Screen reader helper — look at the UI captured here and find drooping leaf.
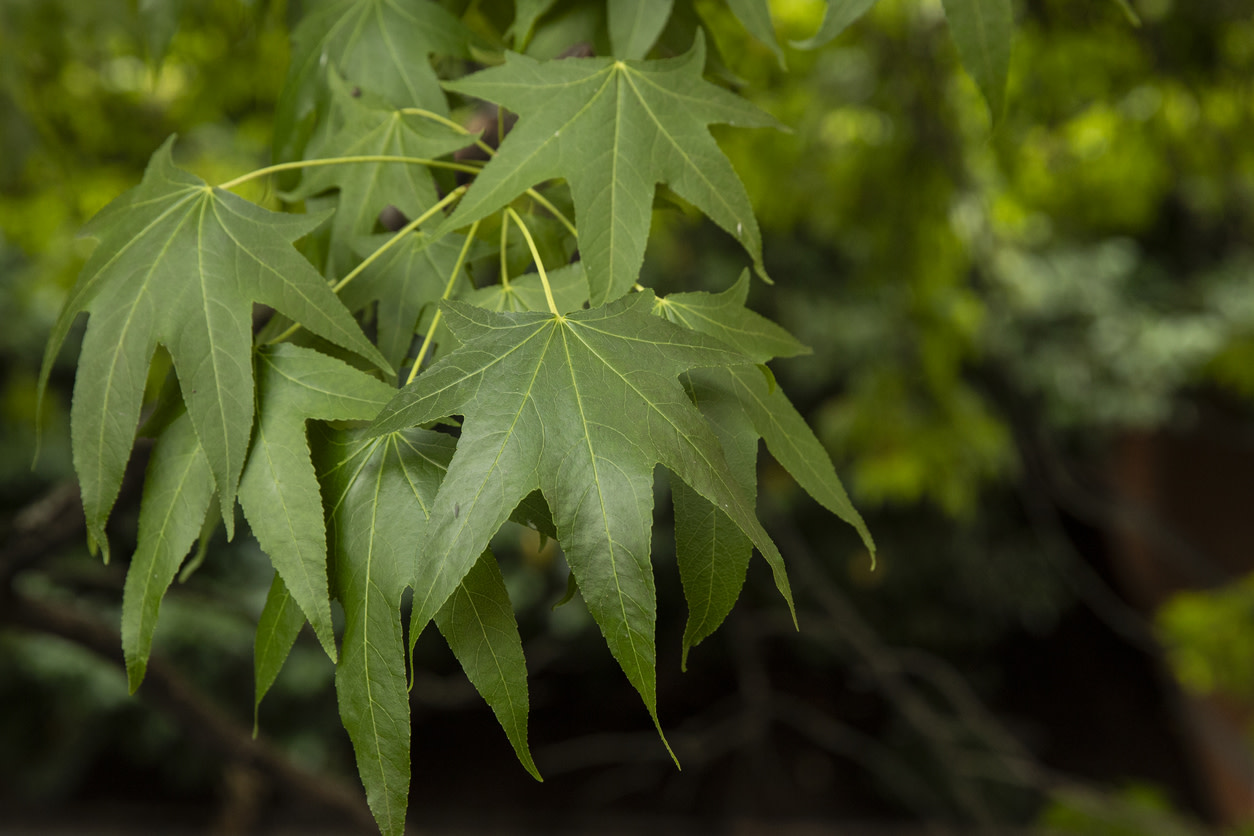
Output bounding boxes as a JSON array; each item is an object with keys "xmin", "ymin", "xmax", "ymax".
[
  {"xmin": 285, "ymin": 75, "xmax": 474, "ymax": 275},
  {"xmin": 440, "ymin": 33, "xmax": 778, "ymax": 305},
  {"xmin": 434, "ymin": 550, "xmax": 541, "ymax": 780},
  {"xmin": 316, "ymin": 422, "xmax": 539, "ymax": 831},
  {"xmin": 177, "ymin": 496, "xmax": 220, "ymax": 583},
  {"xmin": 670, "ymin": 373, "xmax": 756, "ymax": 669},
  {"xmin": 40, "ymin": 137, "xmax": 389, "ymax": 559},
  {"xmin": 254, "ymin": 573, "xmax": 306, "ymax": 732},
  {"xmin": 607, "ymin": 0, "xmax": 674, "ymax": 60},
  {"xmin": 315, "ymin": 425, "xmax": 452, "ymax": 836},
  {"xmin": 273, "ymin": 0, "xmax": 474, "ymax": 163},
  {"xmin": 120, "ymin": 412, "xmax": 215, "ymax": 692},
  {"xmin": 722, "ymin": 363, "xmax": 874, "ymax": 553},
  {"xmin": 343, "ymin": 231, "xmax": 471, "ymax": 379},
  {"xmin": 940, "ymin": 0, "xmax": 1014, "ymax": 121},
  {"xmin": 654, "ymin": 273, "xmax": 806, "ymax": 664},
  {"xmin": 725, "ymin": 0, "xmax": 785, "ymax": 66},
  {"xmin": 369, "ymin": 291, "xmax": 796, "ymax": 742},
  {"xmin": 136, "ymin": 0, "xmax": 186, "ymax": 67},
  {"xmin": 657, "ymin": 281, "xmax": 874, "ymax": 566},
  {"xmin": 238, "ymin": 344, "xmax": 395, "ymax": 661},
  {"xmin": 790, "ymin": 0, "xmax": 879, "ymax": 49}
]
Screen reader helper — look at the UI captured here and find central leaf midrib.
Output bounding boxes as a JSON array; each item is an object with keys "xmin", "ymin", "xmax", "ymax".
[{"xmin": 558, "ymin": 322, "xmax": 647, "ymax": 676}]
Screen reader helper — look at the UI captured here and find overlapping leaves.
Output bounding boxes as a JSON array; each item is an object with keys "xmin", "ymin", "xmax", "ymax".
[
  {"xmin": 39, "ymin": 137, "xmax": 389, "ymax": 560},
  {"xmin": 440, "ymin": 33, "xmax": 777, "ymax": 305},
  {"xmin": 285, "ymin": 76, "xmax": 474, "ymax": 275},
  {"xmin": 38, "ymin": 4, "xmax": 937, "ymax": 834},
  {"xmin": 654, "ymin": 274, "xmax": 875, "ymax": 664},
  {"xmin": 369, "ymin": 291, "xmax": 797, "ymax": 744}
]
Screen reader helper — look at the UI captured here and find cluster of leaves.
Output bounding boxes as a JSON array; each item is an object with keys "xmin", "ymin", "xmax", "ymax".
[{"xmin": 37, "ymin": 1, "xmax": 1019, "ymax": 832}]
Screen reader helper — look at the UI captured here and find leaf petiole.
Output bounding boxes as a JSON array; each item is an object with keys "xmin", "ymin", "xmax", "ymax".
[
  {"xmin": 406, "ymin": 220, "xmax": 481, "ymax": 386},
  {"xmin": 399, "ymin": 107, "xmax": 578, "ymax": 238},
  {"xmin": 499, "ymin": 210, "xmax": 511, "ymax": 290},
  {"xmin": 400, "ymin": 107, "xmax": 497, "ymax": 157},
  {"xmin": 265, "ymin": 186, "xmax": 469, "ymax": 346},
  {"xmin": 216, "ymin": 155, "xmax": 482, "ymax": 191},
  {"xmin": 331, "ymin": 186, "xmax": 468, "ymax": 294},
  {"xmin": 506, "ymin": 207, "xmax": 559, "ymax": 315}
]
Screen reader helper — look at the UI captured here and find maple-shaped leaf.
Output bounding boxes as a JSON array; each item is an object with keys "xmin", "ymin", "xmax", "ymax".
[
  {"xmin": 440, "ymin": 33, "xmax": 778, "ymax": 305},
  {"xmin": 285, "ymin": 76, "xmax": 474, "ymax": 275},
  {"xmin": 314, "ymin": 425, "xmax": 537, "ymax": 835},
  {"xmin": 121, "ymin": 411, "xmax": 215, "ymax": 692},
  {"xmin": 656, "ymin": 277, "xmax": 875, "ymax": 663},
  {"xmin": 39, "ymin": 137, "xmax": 389, "ymax": 560},
  {"xmin": 238, "ymin": 344, "xmax": 395, "ymax": 661},
  {"xmin": 341, "ymin": 231, "xmax": 471, "ymax": 378},
  {"xmin": 273, "ymin": 0, "xmax": 473, "ymax": 163},
  {"xmin": 369, "ymin": 291, "xmax": 796, "ymax": 740}
]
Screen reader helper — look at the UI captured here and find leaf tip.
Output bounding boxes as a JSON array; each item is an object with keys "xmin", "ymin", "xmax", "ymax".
[{"xmin": 125, "ymin": 660, "xmax": 146, "ymax": 696}]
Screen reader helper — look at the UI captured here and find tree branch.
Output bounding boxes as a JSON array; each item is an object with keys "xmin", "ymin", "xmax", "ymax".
[{"xmin": 2, "ymin": 590, "xmax": 376, "ymax": 833}]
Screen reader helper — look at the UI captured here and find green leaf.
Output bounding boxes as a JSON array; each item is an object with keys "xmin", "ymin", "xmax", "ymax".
[
  {"xmin": 607, "ymin": 0, "xmax": 674, "ymax": 60},
  {"xmin": 441, "ymin": 33, "xmax": 778, "ymax": 305},
  {"xmin": 176, "ymin": 496, "xmax": 220, "ymax": 583},
  {"xmin": 940, "ymin": 0, "xmax": 1014, "ymax": 121},
  {"xmin": 466, "ymin": 263, "xmax": 590, "ymax": 314},
  {"xmin": 238, "ymin": 344, "xmax": 395, "ymax": 662},
  {"xmin": 315, "ymin": 425, "xmax": 455, "ymax": 836},
  {"xmin": 343, "ymin": 231, "xmax": 471, "ymax": 380},
  {"xmin": 41, "ymin": 137, "xmax": 389, "ymax": 559},
  {"xmin": 790, "ymin": 0, "xmax": 878, "ymax": 49},
  {"xmin": 369, "ymin": 291, "xmax": 796, "ymax": 743},
  {"xmin": 724, "ymin": 364, "xmax": 874, "ymax": 553},
  {"xmin": 136, "ymin": 0, "xmax": 186, "ymax": 67},
  {"xmin": 434, "ymin": 550, "xmax": 541, "ymax": 780},
  {"xmin": 657, "ymin": 284, "xmax": 875, "ymax": 557},
  {"xmin": 671, "ymin": 371, "xmax": 756, "ymax": 669},
  {"xmin": 513, "ymin": 0, "xmax": 560, "ymax": 49},
  {"xmin": 120, "ymin": 413, "xmax": 215, "ymax": 692},
  {"xmin": 274, "ymin": 0, "xmax": 473, "ymax": 163},
  {"xmin": 254, "ymin": 573, "xmax": 306, "ymax": 733},
  {"xmin": 285, "ymin": 75, "xmax": 474, "ymax": 275},
  {"xmin": 725, "ymin": 0, "xmax": 786, "ymax": 67},
  {"xmin": 652, "ymin": 270, "xmax": 808, "ymax": 364}
]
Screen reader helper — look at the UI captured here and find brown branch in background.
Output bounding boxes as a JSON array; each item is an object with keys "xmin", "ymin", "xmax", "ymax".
[
  {"xmin": 0, "ymin": 480, "xmax": 85, "ymax": 589},
  {"xmin": 2, "ymin": 591, "xmax": 377, "ymax": 834}
]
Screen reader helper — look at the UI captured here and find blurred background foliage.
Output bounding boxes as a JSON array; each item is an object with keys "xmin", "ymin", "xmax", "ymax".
[{"xmin": 2, "ymin": 0, "xmax": 1253, "ymax": 833}]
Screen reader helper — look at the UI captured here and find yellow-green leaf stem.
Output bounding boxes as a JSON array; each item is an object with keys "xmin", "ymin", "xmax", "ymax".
[
  {"xmin": 505, "ymin": 207, "xmax": 558, "ymax": 315},
  {"xmin": 216, "ymin": 155, "xmax": 481, "ymax": 192},
  {"xmin": 525, "ymin": 189, "xmax": 579, "ymax": 240},
  {"xmin": 400, "ymin": 107, "xmax": 579, "ymax": 239},
  {"xmin": 332, "ymin": 187, "xmax": 468, "ymax": 294},
  {"xmin": 401, "ymin": 107, "xmax": 497, "ymax": 157},
  {"xmin": 406, "ymin": 220, "xmax": 481, "ymax": 386},
  {"xmin": 266, "ymin": 186, "xmax": 469, "ymax": 347},
  {"xmin": 499, "ymin": 210, "xmax": 512, "ymax": 290}
]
